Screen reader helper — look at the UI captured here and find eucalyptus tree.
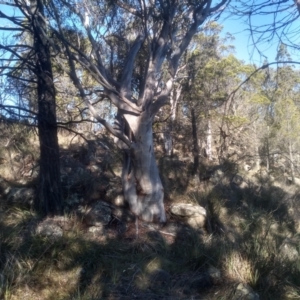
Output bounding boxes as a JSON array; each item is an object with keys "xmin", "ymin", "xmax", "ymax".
[
  {"xmin": 179, "ymin": 23, "xmax": 242, "ymax": 169},
  {"xmin": 272, "ymin": 49, "xmax": 300, "ymax": 181},
  {"xmin": 46, "ymin": 0, "xmax": 229, "ymax": 222},
  {"xmin": 0, "ymin": 0, "xmax": 63, "ymax": 214}
]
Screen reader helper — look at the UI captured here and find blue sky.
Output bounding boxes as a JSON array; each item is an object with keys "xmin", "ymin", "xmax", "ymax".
[
  {"xmin": 1, "ymin": 2, "xmax": 298, "ymax": 66},
  {"xmin": 221, "ymin": 17, "xmax": 279, "ymax": 64},
  {"xmin": 220, "ymin": 5, "xmax": 300, "ymax": 66}
]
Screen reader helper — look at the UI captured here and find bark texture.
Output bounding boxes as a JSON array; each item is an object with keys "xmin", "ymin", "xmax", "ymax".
[
  {"xmin": 122, "ymin": 113, "xmax": 166, "ymax": 222},
  {"xmin": 33, "ymin": 0, "xmax": 63, "ymax": 215}
]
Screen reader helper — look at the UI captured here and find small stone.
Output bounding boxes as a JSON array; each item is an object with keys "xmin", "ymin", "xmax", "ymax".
[
  {"xmin": 234, "ymin": 283, "xmax": 259, "ymax": 300},
  {"xmin": 280, "ymin": 242, "xmax": 299, "ymax": 261},
  {"xmin": 170, "ymin": 203, "xmax": 206, "ymax": 217},
  {"xmin": 36, "ymin": 220, "xmax": 63, "ymax": 239},
  {"xmin": 88, "ymin": 225, "xmax": 104, "ymax": 234},
  {"xmin": 187, "ymin": 215, "xmax": 206, "ymax": 229}
]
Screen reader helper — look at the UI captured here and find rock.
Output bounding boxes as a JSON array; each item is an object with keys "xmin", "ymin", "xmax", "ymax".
[
  {"xmin": 279, "ymin": 241, "xmax": 299, "ymax": 261},
  {"xmin": 171, "ymin": 203, "xmax": 206, "ymax": 229},
  {"xmin": 233, "ymin": 283, "xmax": 259, "ymax": 300},
  {"xmin": 88, "ymin": 225, "xmax": 105, "ymax": 234},
  {"xmin": 187, "ymin": 215, "xmax": 206, "ymax": 228},
  {"xmin": 7, "ymin": 188, "xmax": 35, "ymax": 207},
  {"xmin": 170, "ymin": 203, "xmax": 206, "ymax": 218},
  {"xmin": 244, "ymin": 164, "xmax": 251, "ymax": 171},
  {"xmin": 84, "ymin": 201, "xmax": 112, "ymax": 227},
  {"xmin": 36, "ymin": 219, "xmax": 63, "ymax": 239}
]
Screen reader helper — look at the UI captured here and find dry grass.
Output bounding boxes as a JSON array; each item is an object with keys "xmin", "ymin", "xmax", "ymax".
[
  {"xmin": 1, "ymin": 178, "xmax": 300, "ymax": 300},
  {"xmin": 1, "ymin": 132, "xmax": 300, "ymax": 299}
]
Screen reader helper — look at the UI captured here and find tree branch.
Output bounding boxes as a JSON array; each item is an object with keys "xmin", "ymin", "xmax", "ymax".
[
  {"xmin": 115, "ymin": 0, "xmax": 142, "ymax": 17},
  {"xmin": 120, "ymin": 34, "xmax": 145, "ymax": 98}
]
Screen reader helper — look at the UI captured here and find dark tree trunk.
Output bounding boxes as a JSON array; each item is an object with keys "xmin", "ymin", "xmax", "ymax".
[{"xmin": 33, "ymin": 0, "xmax": 63, "ymax": 215}]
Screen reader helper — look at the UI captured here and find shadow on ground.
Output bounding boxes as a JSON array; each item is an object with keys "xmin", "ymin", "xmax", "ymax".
[{"xmin": 0, "ymin": 143, "xmax": 300, "ymax": 299}]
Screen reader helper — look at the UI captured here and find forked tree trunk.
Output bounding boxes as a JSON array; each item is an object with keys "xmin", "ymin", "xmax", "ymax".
[{"xmin": 122, "ymin": 113, "xmax": 166, "ymax": 223}]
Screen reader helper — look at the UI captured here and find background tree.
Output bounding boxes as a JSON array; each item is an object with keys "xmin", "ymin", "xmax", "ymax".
[
  {"xmin": 178, "ymin": 23, "xmax": 244, "ymax": 170},
  {"xmin": 0, "ymin": 0, "xmax": 63, "ymax": 215}
]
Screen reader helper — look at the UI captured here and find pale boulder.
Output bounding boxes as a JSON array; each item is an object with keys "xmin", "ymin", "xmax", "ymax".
[{"xmin": 170, "ymin": 203, "xmax": 206, "ymax": 229}]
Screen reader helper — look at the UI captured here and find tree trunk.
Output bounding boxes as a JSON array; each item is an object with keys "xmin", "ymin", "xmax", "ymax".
[
  {"xmin": 33, "ymin": 0, "xmax": 63, "ymax": 215},
  {"xmin": 206, "ymin": 116, "xmax": 212, "ymax": 161},
  {"xmin": 289, "ymin": 139, "xmax": 295, "ymax": 183},
  {"xmin": 163, "ymin": 86, "xmax": 181, "ymax": 156},
  {"xmin": 265, "ymin": 125, "xmax": 270, "ymax": 172},
  {"xmin": 191, "ymin": 108, "xmax": 199, "ymax": 175},
  {"xmin": 163, "ymin": 128, "xmax": 173, "ymax": 156},
  {"xmin": 122, "ymin": 113, "xmax": 166, "ymax": 223},
  {"xmin": 254, "ymin": 122, "xmax": 260, "ymax": 171}
]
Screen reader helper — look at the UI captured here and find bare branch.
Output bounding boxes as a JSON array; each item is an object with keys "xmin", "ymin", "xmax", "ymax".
[
  {"xmin": 120, "ymin": 34, "xmax": 145, "ymax": 98},
  {"xmin": 115, "ymin": 0, "xmax": 142, "ymax": 17},
  {"xmin": 151, "ymin": 78, "xmax": 173, "ymax": 116},
  {"xmin": 0, "ymin": 104, "xmax": 38, "ymax": 116}
]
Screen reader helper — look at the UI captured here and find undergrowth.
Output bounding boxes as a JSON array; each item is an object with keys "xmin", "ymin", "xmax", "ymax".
[{"xmin": 0, "ymin": 136, "xmax": 300, "ymax": 299}]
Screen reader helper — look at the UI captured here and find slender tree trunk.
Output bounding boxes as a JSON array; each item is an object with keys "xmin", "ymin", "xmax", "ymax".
[
  {"xmin": 122, "ymin": 113, "xmax": 166, "ymax": 223},
  {"xmin": 265, "ymin": 125, "xmax": 270, "ymax": 172},
  {"xmin": 163, "ymin": 86, "xmax": 181, "ymax": 156},
  {"xmin": 289, "ymin": 139, "xmax": 295, "ymax": 183},
  {"xmin": 206, "ymin": 115, "xmax": 212, "ymax": 161},
  {"xmin": 191, "ymin": 107, "xmax": 199, "ymax": 175},
  {"xmin": 265, "ymin": 138, "xmax": 270, "ymax": 172},
  {"xmin": 253, "ymin": 122, "xmax": 260, "ymax": 171},
  {"xmin": 164, "ymin": 128, "xmax": 172, "ymax": 156},
  {"xmin": 33, "ymin": 0, "xmax": 63, "ymax": 215}
]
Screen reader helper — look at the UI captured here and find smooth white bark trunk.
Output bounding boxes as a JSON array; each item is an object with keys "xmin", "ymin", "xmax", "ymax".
[
  {"xmin": 122, "ymin": 113, "xmax": 166, "ymax": 222},
  {"xmin": 289, "ymin": 140, "xmax": 295, "ymax": 183},
  {"xmin": 206, "ymin": 117, "xmax": 212, "ymax": 161}
]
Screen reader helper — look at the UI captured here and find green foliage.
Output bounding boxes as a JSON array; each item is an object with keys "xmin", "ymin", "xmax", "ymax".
[
  {"xmin": 224, "ymin": 115, "xmax": 249, "ymax": 126},
  {"xmin": 250, "ymin": 93, "xmax": 271, "ymax": 105}
]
